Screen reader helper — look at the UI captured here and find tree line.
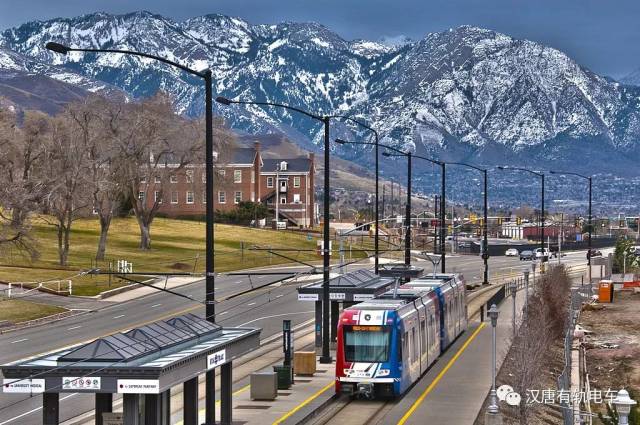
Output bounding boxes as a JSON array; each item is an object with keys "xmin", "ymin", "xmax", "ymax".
[{"xmin": 0, "ymin": 94, "xmax": 235, "ymax": 265}]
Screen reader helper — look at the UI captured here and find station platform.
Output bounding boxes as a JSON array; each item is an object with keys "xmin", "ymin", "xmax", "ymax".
[{"xmin": 382, "ymin": 285, "xmax": 527, "ymax": 424}]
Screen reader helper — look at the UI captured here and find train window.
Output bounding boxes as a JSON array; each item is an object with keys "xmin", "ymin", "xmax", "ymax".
[
  {"xmin": 344, "ymin": 325, "xmax": 392, "ymax": 363},
  {"xmin": 411, "ymin": 328, "xmax": 417, "ymax": 362},
  {"xmin": 421, "ymin": 319, "xmax": 427, "ymax": 354}
]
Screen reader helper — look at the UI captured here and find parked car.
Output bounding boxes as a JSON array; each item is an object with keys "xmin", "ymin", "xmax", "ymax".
[
  {"xmin": 587, "ymin": 249, "xmax": 602, "ymax": 259},
  {"xmin": 520, "ymin": 250, "xmax": 535, "ymax": 261},
  {"xmin": 505, "ymin": 248, "xmax": 519, "ymax": 257}
]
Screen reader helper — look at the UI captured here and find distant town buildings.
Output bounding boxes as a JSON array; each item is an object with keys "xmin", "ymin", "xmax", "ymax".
[{"xmin": 139, "ymin": 142, "xmax": 315, "ymax": 227}]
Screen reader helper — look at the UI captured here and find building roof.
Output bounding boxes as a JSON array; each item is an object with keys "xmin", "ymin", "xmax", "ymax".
[
  {"xmin": 229, "ymin": 147, "xmax": 258, "ymax": 164},
  {"xmin": 263, "ymin": 158, "xmax": 312, "ymax": 173}
]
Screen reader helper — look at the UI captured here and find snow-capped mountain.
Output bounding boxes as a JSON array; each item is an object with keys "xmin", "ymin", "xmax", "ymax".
[
  {"xmin": 2, "ymin": 12, "xmax": 640, "ymax": 175},
  {"xmin": 621, "ymin": 68, "xmax": 640, "ymax": 87}
]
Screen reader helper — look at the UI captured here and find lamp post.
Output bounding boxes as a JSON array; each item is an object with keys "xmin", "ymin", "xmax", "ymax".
[
  {"xmin": 381, "ymin": 147, "xmax": 445, "ymax": 271},
  {"xmin": 509, "ymin": 280, "xmax": 517, "ymax": 338},
  {"xmin": 331, "ymin": 118, "xmax": 380, "ymax": 273},
  {"xmin": 447, "ymin": 163, "xmax": 489, "ymax": 285},
  {"xmin": 381, "ymin": 148, "xmax": 413, "ymax": 266},
  {"xmin": 486, "ymin": 304, "xmax": 501, "ymax": 423},
  {"xmin": 497, "ymin": 166, "xmax": 545, "ymax": 255},
  {"xmin": 46, "ymin": 40, "xmax": 219, "ymax": 425},
  {"xmin": 217, "ymin": 97, "xmax": 333, "ymax": 363},
  {"xmin": 613, "ymin": 389, "xmax": 637, "ymax": 425},
  {"xmin": 549, "ymin": 171, "xmax": 592, "ymax": 279}
]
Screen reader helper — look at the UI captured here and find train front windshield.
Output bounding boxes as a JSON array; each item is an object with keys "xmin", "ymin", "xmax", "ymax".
[{"xmin": 344, "ymin": 325, "xmax": 391, "ymax": 362}]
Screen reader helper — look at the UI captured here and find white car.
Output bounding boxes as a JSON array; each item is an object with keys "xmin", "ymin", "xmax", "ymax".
[
  {"xmin": 534, "ymin": 248, "xmax": 551, "ymax": 260},
  {"xmin": 505, "ymin": 248, "xmax": 519, "ymax": 257}
]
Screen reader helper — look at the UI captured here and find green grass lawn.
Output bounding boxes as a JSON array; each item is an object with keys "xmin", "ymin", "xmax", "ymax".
[
  {"xmin": 0, "ymin": 298, "xmax": 66, "ymax": 324},
  {"xmin": 0, "ymin": 216, "xmax": 367, "ymax": 296}
]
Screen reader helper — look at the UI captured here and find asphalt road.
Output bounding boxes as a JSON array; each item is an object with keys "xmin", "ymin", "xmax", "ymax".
[{"xmin": 0, "ymin": 251, "xmax": 590, "ymax": 424}]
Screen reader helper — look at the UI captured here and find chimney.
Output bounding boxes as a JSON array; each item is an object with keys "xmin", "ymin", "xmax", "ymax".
[{"xmin": 254, "ymin": 141, "xmax": 261, "ymax": 152}]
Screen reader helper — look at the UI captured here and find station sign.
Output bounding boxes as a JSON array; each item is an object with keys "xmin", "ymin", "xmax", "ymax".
[
  {"xmin": 353, "ymin": 294, "xmax": 374, "ymax": 301},
  {"xmin": 329, "ymin": 292, "xmax": 346, "ymax": 300},
  {"xmin": 297, "ymin": 293, "xmax": 319, "ymax": 301},
  {"xmin": 117, "ymin": 379, "xmax": 160, "ymax": 394},
  {"xmin": 207, "ymin": 349, "xmax": 227, "ymax": 370},
  {"xmin": 3, "ymin": 378, "xmax": 45, "ymax": 393}
]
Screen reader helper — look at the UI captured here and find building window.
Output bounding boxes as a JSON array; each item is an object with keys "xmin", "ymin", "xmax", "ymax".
[
  {"xmin": 202, "ymin": 191, "xmax": 207, "ymax": 204},
  {"xmin": 293, "ymin": 176, "xmax": 301, "ymax": 188},
  {"xmin": 154, "ymin": 191, "xmax": 162, "ymax": 203},
  {"xmin": 218, "ymin": 169, "xmax": 226, "ymax": 177},
  {"xmin": 140, "ymin": 176, "xmax": 147, "ymax": 184},
  {"xmin": 267, "ymin": 198, "xmax": 273, "ymax": 205},
  {"xmin": 186, "ymin": 191, "xmax": 194, "ymax": 204},
  {"xmin": 154, "ymin": 175, "xmax": 161, "ymax": 184},
  {"xmin": 280, "ymin": 196, "xmax": 286, "ymax": 204},
  {"xmin": 251, "ymin": 170, "xmax": 255, "ymax": 184},
  {"xmin": 138, "ymin": 191, "xmax": 145, "ymax": 201},
  {"xmin": 170, "ymin": 175, "xmax": 178, "ymax": 183},
  {"xmin": 234, "ymin": 170, "xmax": 242, "ymax": 183},
  {"xmin": 267, "ymin": 177, "xmax": 274, "ymax": 188},
  {"xmin": 186, "ymin": 170, "xmax": 194, "ymax": 183},
  {"xmin": 280, "ymin": 161, "xmax": 288, "ymax": 171},
  {"xmin": 235, "ymin": 191, "xmax": 242, "ymax": 204},
  {"xmin": 293, "ymin": 193, "xmax": 301, "ymax": 203},
  {"xmin": 171, "ymin": 191, "xmax": 178, "ymax": 204},
  {"xmin": 218, "ymin": 191, "xmax": 226, "ymax": 204}
]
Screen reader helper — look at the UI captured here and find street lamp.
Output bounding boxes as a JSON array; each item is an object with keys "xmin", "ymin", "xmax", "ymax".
[
  {"xmin": 46, "ymin": 40, "xmax": 219, "ymax": 425},
  {"xmin": 613, "ymin": 389, "xmax": 637, "ymax": 425},
  {"xmin": 509, "ymin": 280, "xmax": 517, "ymax": 338},
  {"xmin": 331, "ymin": 118, "xmax": 381, "ymax": 274},
  {"xmin": 497, "ymin": 166, "xmax": 545, "ymax": 255},
  {"xmin": 486, "ymin": 304, "xmax": 501, "ymax": 420},
  {"xmin": 549, "ymin": 171, "xmax": 592, "ymax": 277},
  {"xmin": 381, "ymin": 147, "xmax": 446, "ymax": 272},
  {"xmin": 446, "ymin": 162, "xmax": 489, "ymax": 285},
  {"xmin": 381, "ymin": 148, "xmax": 413, "ymax": 266},
  {"xmin": 217, "ymin": 96, "xmax": 333, "ymax": 363}
]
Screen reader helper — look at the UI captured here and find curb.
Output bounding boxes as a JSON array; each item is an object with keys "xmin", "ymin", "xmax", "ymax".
[{"xmin": 0, "ymin": 309, "xmax": 89, "ymax": 334}]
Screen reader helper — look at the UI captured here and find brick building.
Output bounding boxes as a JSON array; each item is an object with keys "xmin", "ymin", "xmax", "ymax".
[{"xmin": 139, "ymin": 142, "xmax": 315, "ymax": 227}]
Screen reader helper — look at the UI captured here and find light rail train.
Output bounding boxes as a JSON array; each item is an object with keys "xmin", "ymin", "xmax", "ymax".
[{"xmin": 335, "ymin": 273, "xmax": 467, "ymax": 398}]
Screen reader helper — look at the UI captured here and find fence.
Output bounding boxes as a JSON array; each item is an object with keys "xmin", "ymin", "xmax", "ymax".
[{"xmin": 557, "ymin": 282, "xmax": 594, "ymax": 425}]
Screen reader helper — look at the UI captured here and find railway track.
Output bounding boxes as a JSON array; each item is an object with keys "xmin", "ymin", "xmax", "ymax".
[{"xmin": 307, "ymin": 396, "xmax": 395, "ymax": 425}]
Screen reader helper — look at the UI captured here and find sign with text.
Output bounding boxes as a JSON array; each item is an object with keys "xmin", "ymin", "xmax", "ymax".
[
  {"xmin": 354, "ymin": 294, "xmax": 374, "ymax": 301},
  {"xmin": 207, "ymin": 349, "xmax": 227, "ymax": 370},
  {"xmin": 102, "ymin": 412, "xmax": 123, "ymax": 425},
  {"xmin": 117, "ymin": 379, "xmax": 160, "ymax": 394},
  {"xmin": 329, "ymin": 292, "xmax": 346, "ymax": 300},
  {"xmin": 297, "ymin": 293, "xmax": 318, "ymax": 301},
  {"xmin": 3, "ymin": 379, "xmax": 45, "ymax": 393},
  {"xmin": 62, "ymin": 377, "xmax": 101, "ymax": 390}
]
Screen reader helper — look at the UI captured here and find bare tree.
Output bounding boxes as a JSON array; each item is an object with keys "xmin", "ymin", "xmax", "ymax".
[
  {"xmin": 41, "ymin": 112, "xmax": 91, "ymax": 265},
  {"xmin": 0, "ymin": 108, "xmax": 46, "ymax": 258},
  {"xmin": 113, "ymin": 94, "xmax": 202, "ymax": 250},
  {"xmin": 65, "ymin": 96, "xmax": 123, "ymax": 261}
]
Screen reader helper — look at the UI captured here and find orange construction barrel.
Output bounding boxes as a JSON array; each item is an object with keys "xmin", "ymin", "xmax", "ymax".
[{"xmin": 598, "ymin": 280, "xmax": 614, "ymax": 303}]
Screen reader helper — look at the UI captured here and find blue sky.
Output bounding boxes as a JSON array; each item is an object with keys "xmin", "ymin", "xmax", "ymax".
[{"xmin": 1, "ymin": 0, "xmax": 639, "ymax": 78}]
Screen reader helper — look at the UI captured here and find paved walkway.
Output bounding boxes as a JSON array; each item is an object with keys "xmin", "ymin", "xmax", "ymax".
[{"xmin": 383, "ymin": 285, "xmax": 528, "ymax": 424}]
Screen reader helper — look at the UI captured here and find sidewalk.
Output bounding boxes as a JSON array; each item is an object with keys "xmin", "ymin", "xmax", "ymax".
[{"xmin": 383, "ymin": 284, "xmax": 528, "ymax": 424}]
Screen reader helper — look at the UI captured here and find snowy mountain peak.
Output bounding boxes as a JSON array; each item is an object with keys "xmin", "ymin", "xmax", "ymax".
[{"xmin": 1, "ymin": 13, "xmax": 639, "ymax": 174}]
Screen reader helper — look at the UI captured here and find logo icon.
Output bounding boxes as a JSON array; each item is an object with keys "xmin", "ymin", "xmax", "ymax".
[{"xmin": 497, "ymin": 384, "xmax": 521, "ymax": 406}]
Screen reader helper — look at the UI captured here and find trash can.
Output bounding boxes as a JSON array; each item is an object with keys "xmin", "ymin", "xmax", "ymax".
[{"xmin": 273, "ymin": 365, "xmax": 292, "ymax": 389}]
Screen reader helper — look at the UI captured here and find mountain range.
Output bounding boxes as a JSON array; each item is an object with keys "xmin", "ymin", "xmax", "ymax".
[{"xmin": 1, "ymin": 11, "xmax": 640, "ymax": 209}]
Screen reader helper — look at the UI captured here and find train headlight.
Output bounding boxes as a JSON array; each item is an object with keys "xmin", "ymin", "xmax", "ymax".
[{"xmin": 376, "ymin": 369, "xmax": 390, "ymax": 377}]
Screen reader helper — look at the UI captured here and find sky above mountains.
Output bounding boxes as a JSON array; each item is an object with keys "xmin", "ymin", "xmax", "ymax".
[{"xmin": 1, "ymin": 0, "xmax": 639, "ymax": 79}]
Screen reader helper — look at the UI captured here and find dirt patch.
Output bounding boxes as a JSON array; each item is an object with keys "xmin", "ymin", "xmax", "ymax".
[
  {"xmin": 170, "ymin": 262, "xmax": 192, "ymax": 270},
  {"xmin": 580, "ymin": 290, "xmax": 640, "ymax": 422}
]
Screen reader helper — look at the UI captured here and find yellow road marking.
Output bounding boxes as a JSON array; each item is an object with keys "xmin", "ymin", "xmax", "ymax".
[
  {"xmin": 272, "ymin": 381, "xmax": 335, "ymax": 425},
  {"xmin": 397, "ymin": 322, "xmax": 487, "ymax": 425},
  {"xmin": 174, "ymin": 384, "xmax": 251, "ymax": 425}
]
